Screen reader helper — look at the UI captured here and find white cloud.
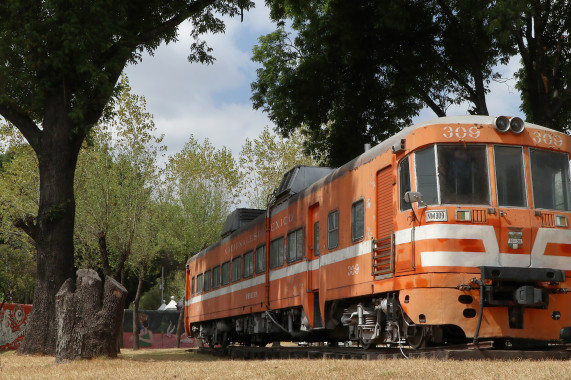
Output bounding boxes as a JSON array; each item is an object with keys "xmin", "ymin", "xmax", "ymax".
[
  {"xmin": 124, "ymin": 0, "xmax": 526, "ymax": 165},
  {"xmin": 124, "ymin": 0, "xmax": 275, "ymax": 160}
]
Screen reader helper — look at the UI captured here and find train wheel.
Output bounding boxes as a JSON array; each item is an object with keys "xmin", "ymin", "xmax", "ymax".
[
  {"xmin": 405, "ymin": 325, "xmax": 426, "ymax": 349},
  {"xmin": 360, "ymin": 338, "xmax": 376, "ymax": 350},
  {"xmin": 220, "ymin": 332, "xmax": 229, "ymax": 348}
]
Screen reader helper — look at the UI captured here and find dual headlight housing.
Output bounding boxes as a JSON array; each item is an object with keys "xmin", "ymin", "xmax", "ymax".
[{"xmin": 493, "ymin": 116, "xmax": 525, "ymax": 134}]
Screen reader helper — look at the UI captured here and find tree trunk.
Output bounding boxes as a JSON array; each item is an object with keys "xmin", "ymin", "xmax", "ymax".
[
  {"xmin": 175, "ymin": 308, "xmax": 184, "ymax": 348},
  {"xmin": 55, "ymin": 269, "xmax": 127, "ymax": 363},
  {"xmin": 18, "ymin": 100, "xmax": 82, "ymax": 355},
  {"xmin": 132, "ymin": 275, "xmax": 145, "ymax": 350}
]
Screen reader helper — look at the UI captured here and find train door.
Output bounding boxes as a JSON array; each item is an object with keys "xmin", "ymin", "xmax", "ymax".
[
  {"xmin": 372, "ymin": 166, "xmax": 395, "ymax": 277},
  {"xmin": 306, "ymin": 203, "xmax": 323, "ymax": 327},
  {"xmin": 307, "ymin": 203, "xmax": 320, "ymax": 291}
]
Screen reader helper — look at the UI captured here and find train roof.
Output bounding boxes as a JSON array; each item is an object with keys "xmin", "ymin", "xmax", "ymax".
[
  {"xmin": 298, "ymin": 115, "xmax": 557, "ymax": 197},
  {"xmin": 352, "ymin": 115, "xmax": 551, "ymax": 169},
  {"xmin": 187, "ymin": 115, "xmax": 558, "ymax": 264}
]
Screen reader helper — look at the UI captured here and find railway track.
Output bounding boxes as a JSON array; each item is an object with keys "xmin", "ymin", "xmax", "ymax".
[{"xmin": 196, "ymin": 342, "xmax": 571, "ymax": 361}]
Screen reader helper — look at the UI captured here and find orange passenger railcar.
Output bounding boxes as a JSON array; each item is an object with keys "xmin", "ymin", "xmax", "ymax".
[{"xmin": 185, "ymin": 116, "xmax": 571, "ymax": 348}]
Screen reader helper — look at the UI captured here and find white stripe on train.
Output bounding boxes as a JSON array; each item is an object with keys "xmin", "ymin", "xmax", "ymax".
[
  {"xmin": 395, "ymin": 225, "xmax": 571, "ymax": 270},
  {"xmin": 186, "ymin": 225, "xmax": 571, "ymax": 306}
]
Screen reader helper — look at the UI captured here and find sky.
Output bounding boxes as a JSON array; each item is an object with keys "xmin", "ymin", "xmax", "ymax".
[{"xmin": 124, "ymin": 1, "xmax": 523, "ymax": 161}]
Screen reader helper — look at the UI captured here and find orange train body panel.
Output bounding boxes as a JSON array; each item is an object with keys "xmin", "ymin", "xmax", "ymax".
[{"xmin": 185, "ymin": 116, "xmax": 571, "ymax": 347}]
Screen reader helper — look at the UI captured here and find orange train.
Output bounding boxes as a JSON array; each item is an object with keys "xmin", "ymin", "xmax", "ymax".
[{"xmin": 184, "ymin": 115, "xmax": 571, "ymax": 348}]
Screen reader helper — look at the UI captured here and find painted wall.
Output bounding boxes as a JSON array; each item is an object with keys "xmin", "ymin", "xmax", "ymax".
[
  {"xmin": 0, "ymin": 303, "xmax": 32, "ymax": 351},
  {"xmin": 122, "ymin": 309, "xmax": 196, "ymax": 349},
  {"xmin": 0, "ymin": 305, "xmax": 196, "ymax": 350}
]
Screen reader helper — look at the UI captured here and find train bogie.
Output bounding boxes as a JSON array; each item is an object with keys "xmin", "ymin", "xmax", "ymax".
[{"xmin": 185, "ymin": 116, "xmax": 571, "ymax": 349}]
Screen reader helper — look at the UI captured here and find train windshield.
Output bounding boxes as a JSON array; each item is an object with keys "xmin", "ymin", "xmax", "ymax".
[
  {"xmin": 530, "ymin": 149, "xmax": 571, "ymax": 210},
  {"xmin": 415, "ymin": 145, "xmax": 490, "ymax": 205}
]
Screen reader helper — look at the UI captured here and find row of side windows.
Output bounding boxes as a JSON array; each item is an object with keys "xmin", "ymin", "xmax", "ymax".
[
  {"xmin": 190, "ymin": 245, "xmax": 266, "ymax": 295},
  {"xmin": 190, "ymin": 200, "xmax": 366, "ymax": 294},
  {"xmin": 327, "ymin": 199, "xmax": 365, "ymax": 250}
]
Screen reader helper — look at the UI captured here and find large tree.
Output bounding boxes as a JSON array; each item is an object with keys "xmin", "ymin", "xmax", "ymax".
[
  {"xmin": 496, "ymin": 0, "xmax": 571, "ymax": 129},
  {"xmin": 0, "ymin": 0, "xmax": 252, "ymax": 355},
  {"xmin": 252, "ymin": 0, "xmax": 571, "ymax": 165}
]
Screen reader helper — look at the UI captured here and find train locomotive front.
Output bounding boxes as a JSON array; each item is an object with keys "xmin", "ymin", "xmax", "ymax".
[{"xmin": 184, "ymin": 116, "xmax": 571, "ymax": 348}]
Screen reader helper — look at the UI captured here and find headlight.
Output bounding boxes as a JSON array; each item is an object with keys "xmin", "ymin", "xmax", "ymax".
[
  {"xmin": 510, "ymin": 117, "xmax": 525, "ymax": 134},
  {"xmin": 493, "ymin": 116, "xmax": 510, "ymax": 133}
]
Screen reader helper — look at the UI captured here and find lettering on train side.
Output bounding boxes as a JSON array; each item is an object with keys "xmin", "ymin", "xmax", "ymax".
[
  {"xmin": 246, "ymin": 291, "xmax": 258, "ymax": 300},
  {"xmin": 443, "ymin": 126, "xmax": 481, "ymax": 139},
  {"xmin": 224, "ymin": 230, "xmax": 262, "ymax": 254},
  {"xmin": 348, "ymin": 264, "xmax": 359, "ymax": 276},
  {"xmin": 531, "ymin": 131, "xmax": 563, "ymax": 146},
  {"xmin": 270, "ymin": 214, "xmax": 295, "ymax": 232}
]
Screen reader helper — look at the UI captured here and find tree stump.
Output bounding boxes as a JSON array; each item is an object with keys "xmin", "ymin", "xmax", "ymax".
[{"xmin": 55, "ymin": 269, "xmax": 127, "ymax": 363}]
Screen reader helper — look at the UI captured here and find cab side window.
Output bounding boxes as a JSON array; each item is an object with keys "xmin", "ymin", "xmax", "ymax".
[{"xmin": 399, "ymin": 156, "xmax": 411, "ymax": 211}]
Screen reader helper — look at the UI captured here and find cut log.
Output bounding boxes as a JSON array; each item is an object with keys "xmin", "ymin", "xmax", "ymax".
[{"xmin": 55, "ymin": 269, "xmax": 127, "ymax": 363}]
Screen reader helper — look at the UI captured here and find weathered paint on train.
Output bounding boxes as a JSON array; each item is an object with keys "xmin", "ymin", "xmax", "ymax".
[{"xmin": 185, "ymin": 115, "xmax": 571, "ymax": 348}]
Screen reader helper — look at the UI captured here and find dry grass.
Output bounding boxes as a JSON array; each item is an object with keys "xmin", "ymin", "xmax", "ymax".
[{"xmin": 1, "ymin": 348, "xmax": 569, "ymax": 380}]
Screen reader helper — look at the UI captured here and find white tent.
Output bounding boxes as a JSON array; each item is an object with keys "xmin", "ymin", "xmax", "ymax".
[{"xmin": 165, "ymin": 296, "xmax": 177, "ymax": 310}]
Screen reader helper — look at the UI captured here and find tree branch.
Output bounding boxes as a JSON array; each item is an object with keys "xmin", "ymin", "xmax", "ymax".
[
  {"xmin": 97, "ymin": 232, "xmax": 112, "ymax": 277},
  {"xmin": 0, "ymin": 103, "xmax": 41, "ymax": 151},
  {"xmin": 13, "ymin": 215, "xmax": 37, "ymax": 242}
]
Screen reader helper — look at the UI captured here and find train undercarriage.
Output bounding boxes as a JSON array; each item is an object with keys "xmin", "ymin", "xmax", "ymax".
[
  {"xmin": 191, "ymin": 292, "xmax": 466, "ymax": 349},
  {"xmin": 191, "ymin": 283, "xmax": 570, "ymax": 349}
]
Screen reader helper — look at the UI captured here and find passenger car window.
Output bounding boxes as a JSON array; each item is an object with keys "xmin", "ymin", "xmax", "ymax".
[
  {"xmin": 231, "ymin": 257, "xmax": 241, "ymax": 283},
  {"xmin": 196, "ymin": 273, "xmax": 203, "ymax": 293},
  {"xmin": 328, "ymin": 210, "xmax": 339, "ymax": 249},
  {"xmin": 287, "ymin": 229, "xmax": 303, "ymax": 263},
  {"xmin": 243, "ymin": 251, "xmax": 254, "ymax": 278},
  {"xmin": 255, "ymin": 245, "xmax": 266, "ymax": 274},
  {"xmin": 221, "ymin": 261, "xmax": 230, "ymax": 285},
  {"xmin": 270, "ymin": 237, "xmax": 284, "ymax": 268},
  {"xmin": 212, "ymin": 266, "xmax": 220, "ymax": 289},
  {"xmin": 203, "ymin": 270, "xmax": 211, "ymax": 292},
  {"xmin": 351, "ymin": 200, "xmax": 364, "ymax": 241}
]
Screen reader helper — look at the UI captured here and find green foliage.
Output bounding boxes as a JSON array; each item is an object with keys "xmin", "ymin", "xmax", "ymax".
[
  {"xmin": 138, "ymin": 283, "xmax": 162, "ymax": 310},
  {"xmin": 161, "ymin": 136, "xmax": 240, "ymax": 260},
  {"xmin": 0, "ymin": 245, "xmax": 35, "ymax": 303},
  {"xmin": 0, "ymin": 0, "xmax": 254, "ymax": 131},
  {"xmin": 239, "ymin": 126, "xmax": 318, "ymax": 208},
  {"xmin": 0, "ymin": 123, "xmax": 37, "ymax": 302},
  {"xmin": 138, "ymin": 270, "xmax": 185, "ymax": 310},
  {"xmin": 495, "ymin": 0, "xmax": 571, "ymax": 129},
  {"xmin": 253, "ymin": 0, "xmax": 571, "ymax": 164},
  {"xmin": 75, "ymin": 76, "xmax": 165, "ymax": 279}
]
